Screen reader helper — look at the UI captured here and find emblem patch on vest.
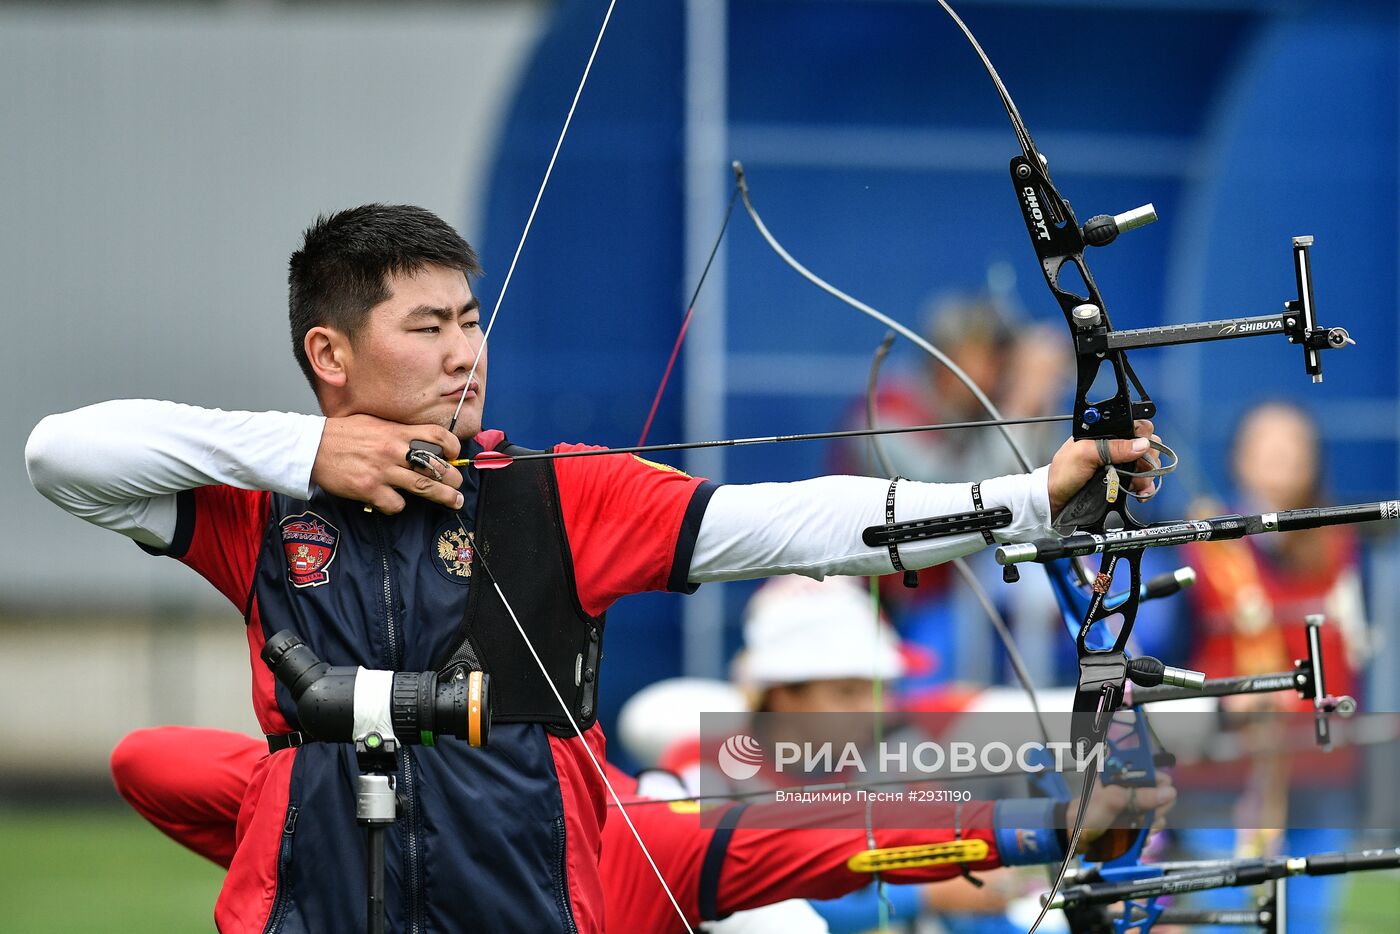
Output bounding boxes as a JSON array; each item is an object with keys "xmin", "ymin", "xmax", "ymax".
[
  {"xmin": 280, "ymin": 512, "xmax": 339, "ymax": 588},
  {"xmin": 436, "ymin": 527, "xmax": 474, "ymax": 580}
]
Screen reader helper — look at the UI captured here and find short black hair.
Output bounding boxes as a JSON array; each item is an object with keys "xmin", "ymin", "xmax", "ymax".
[{"xmin": 288, "ymin": 204, "xmax": 482, "ymax": 392}]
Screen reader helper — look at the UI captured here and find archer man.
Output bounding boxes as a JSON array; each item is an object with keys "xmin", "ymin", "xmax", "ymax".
[{"xmin": 26, "ymin": 203, "xmax": 1158, "ymax": 933}]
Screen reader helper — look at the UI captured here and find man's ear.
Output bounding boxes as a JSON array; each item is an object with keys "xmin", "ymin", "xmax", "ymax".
[{"xmin": 305, "ymin": 326, "xmax": 351, "ymax": 389}]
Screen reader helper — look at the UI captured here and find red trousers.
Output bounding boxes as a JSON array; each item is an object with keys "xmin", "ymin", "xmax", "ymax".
[{"xmin": 112, "ymin": 727, "xmax": 1005, "ymax": 932}]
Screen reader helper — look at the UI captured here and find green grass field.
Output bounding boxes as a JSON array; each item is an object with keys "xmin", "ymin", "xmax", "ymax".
[
  {"xmin": 2, "ymin": 806, "xmax": 1397, "ymax": 931},
  {"xmin": 0, "ymin": 808, "xmax": 223, "ymax": 933}
]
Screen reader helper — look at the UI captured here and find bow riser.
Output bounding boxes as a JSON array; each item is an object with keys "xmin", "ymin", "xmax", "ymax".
[{"xmin": 1010, "ymin": 155, "xmax": 1156, "ymax": 442}]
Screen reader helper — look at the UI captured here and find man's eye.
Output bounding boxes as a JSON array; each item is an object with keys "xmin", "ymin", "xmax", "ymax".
[
  {"xmin": 416, "ymin": 326, "xmax": 441, "ymax": 334},
  {"xmin": 462, "ymin": 320, "xmax": 481, "ymax": 331}
]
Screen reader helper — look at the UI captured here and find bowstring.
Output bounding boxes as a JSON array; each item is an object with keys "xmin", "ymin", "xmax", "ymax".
[
  {"xmin": 637, "ymin": 186, "xmax": 740, "ymax": 446},
  {"xmin": 441, "ymin": 2, "xmax": 695, "ymax": 928},
  {"xmin": 450, "ymin": 1, "xmax": 616, "ymax": 435}
]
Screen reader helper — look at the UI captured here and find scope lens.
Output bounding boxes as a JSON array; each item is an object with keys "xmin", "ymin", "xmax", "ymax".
[{"xmin": 435, "ymin": 672, "xmax": 490, "ymax": 747}]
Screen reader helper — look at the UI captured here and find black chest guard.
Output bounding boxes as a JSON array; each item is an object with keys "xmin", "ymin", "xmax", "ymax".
[{"xmin": 437, "ymin": 443, "xmax": 605, "ymax": 737}]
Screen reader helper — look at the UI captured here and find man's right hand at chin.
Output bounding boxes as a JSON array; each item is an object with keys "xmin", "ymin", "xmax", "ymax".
[{"xmin": 312, "ymin": 414, "xmax": 464, "ymax": 514}]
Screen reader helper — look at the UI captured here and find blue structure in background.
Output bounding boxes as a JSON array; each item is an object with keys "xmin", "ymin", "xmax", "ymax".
[{"xmin": 478, "ymin": 0, "xmax": 1399, "ymax": 765}]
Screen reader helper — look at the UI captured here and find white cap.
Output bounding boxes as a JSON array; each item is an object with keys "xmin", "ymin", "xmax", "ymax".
[
  {"xmin": 736, "ymin": 576, "xmax": 905, "ymax": 691},
  {"xmin": 617, "ymin": 677, "xmax": 748, "ymax": 768}
]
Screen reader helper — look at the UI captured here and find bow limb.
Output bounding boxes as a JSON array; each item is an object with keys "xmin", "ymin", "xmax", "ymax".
[
  {"xmin": 733, "ymin": 163, "xmax": 1035, "ymax": 477},
  {"xmin": 735, "ymin": 167, "xmax": 1078, "ymax": 739}
]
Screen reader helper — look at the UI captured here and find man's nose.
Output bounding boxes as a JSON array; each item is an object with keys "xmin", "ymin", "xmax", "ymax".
[{"xmin": 446, "ymin": 325, "xmax": 483, "ymax": 373}]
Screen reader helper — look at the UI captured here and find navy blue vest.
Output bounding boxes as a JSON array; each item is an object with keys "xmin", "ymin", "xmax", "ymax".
[{"xmin": 249, "ymin": 441, "xmax": 592, "ymax": 933}]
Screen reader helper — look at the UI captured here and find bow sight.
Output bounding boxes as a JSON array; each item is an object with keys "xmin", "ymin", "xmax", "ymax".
[
  {"xmin": 1012, "ymin": 171, "xmax": 1352, "ymax": 443},
  {"xmin": 1130, "ymin": 614, "xmax": 1357, "ymax": 749},
  {"xmin": 1074, "ymin": 237, "xmax": 1352, "ymax": 378}
]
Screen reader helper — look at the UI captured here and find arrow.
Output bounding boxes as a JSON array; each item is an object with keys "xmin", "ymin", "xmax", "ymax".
[{"xmin": 450, "ymin": 414, "xmax": 1073, "ymax": 469}]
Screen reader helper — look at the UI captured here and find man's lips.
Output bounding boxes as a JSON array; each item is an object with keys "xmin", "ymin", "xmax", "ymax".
[{"xmin": 442, "ymin": 380, "xmax": 480, "ymax": 399}]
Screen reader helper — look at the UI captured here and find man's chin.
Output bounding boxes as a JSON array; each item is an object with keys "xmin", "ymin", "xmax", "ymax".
[
  {"xmin": 423, "ymin": 400, "xmax": 483, "ymax": 436},
  {"xmin": 448, "ymin": 409, "xmax": 484, "ymax": 439}
]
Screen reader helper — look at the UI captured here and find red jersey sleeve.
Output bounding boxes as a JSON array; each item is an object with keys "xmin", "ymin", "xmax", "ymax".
[
  {"xmin": 142, "ymin": 485, "xmax": 270, "ymax": 614},
  {"xmin": 712, "ymin": 799, "xmax": 1004, "ymax": 914},
  {"xmin": 551, "ymin": 445, "xmax": 716, "ymax": 617},
  {"xmin": 602, "ymin": 795, "xmax": 1006, "ymax": 930}
]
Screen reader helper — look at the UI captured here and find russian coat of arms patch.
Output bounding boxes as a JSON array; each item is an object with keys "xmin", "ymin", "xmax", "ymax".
[{"xmin": 436, "ymin": 527, "xmax": 474, "ymax": 580}]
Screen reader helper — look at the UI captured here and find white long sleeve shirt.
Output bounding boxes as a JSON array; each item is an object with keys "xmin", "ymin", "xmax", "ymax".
[{"xmin": 25, "ymin": 400, "xmax": 1055, "ymax": 581}]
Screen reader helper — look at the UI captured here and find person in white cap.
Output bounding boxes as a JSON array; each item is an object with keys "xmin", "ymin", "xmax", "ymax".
[
  {"xmin": 735, "ymin": 576, "xmax": 905, "ymax": 716},
  {"xmin": 734, "ymin": 576, "xmax": 1034, "ymax": 932},
  {"xmin": 608, "ymin": 577, "xmax": 1173, "ymax": 934}
]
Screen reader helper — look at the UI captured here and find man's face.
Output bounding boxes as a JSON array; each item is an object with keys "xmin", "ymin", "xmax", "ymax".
[{"xmin": 340, "ymin": 264, "xmax": 486, "ymax": 437}]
